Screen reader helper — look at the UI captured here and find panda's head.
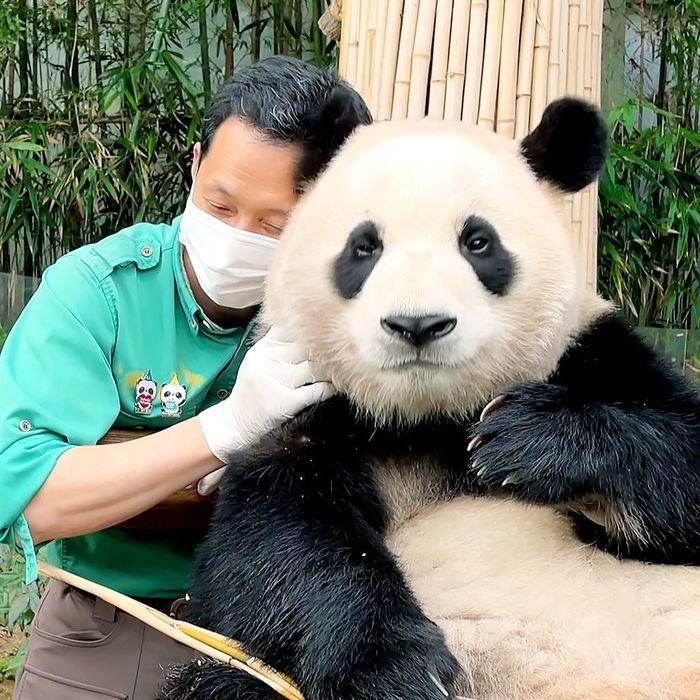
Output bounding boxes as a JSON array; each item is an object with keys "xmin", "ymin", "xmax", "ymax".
[{"xmin": 263, "ymin": 98, "xmax": 609, "ymax": 424}]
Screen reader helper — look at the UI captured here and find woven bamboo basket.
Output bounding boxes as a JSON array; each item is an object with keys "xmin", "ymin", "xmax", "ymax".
[{"xmin": 334, "ymin": 0, "xmax": 605, "ymax": 290}]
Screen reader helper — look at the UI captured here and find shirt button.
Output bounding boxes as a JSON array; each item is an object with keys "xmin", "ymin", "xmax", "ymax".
[
  {"xmin": 190, "ymin": 318, "xmax": 197, "ymax": 330},
  {"xmin": 141, "ymin": 245, "xmax": 153, "ymax": 258},
  {"xmin": 19, "ymin": 419, "xmax": 32, "ymax": 432},
  {"xmin": 216, "ymin": 389, "xmax": 229, "ymax": 399}
]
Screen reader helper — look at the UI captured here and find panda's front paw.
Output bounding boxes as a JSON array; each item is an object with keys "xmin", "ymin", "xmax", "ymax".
[
  {"xmin": 312, "ymin": 617, "xmax": 461, "ymax": 700},
  {"xmin": 468, "ymin": 382, "xmax": 590, "ymax": 504}
]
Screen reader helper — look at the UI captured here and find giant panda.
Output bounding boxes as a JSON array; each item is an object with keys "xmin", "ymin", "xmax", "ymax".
[{"xmin": 160, "ymin": 99, "xmax": 700, "ymax": 700}]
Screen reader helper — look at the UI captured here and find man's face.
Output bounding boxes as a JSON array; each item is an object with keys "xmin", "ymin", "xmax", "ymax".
[{"xmin": 190, "ymin": 117, "xmax": 302, "ymax": 238}]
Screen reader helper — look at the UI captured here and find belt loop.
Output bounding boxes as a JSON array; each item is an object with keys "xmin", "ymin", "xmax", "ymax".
[{"xmin": 93, "ymin": 596, "xmax": 117, "ymax": 622}]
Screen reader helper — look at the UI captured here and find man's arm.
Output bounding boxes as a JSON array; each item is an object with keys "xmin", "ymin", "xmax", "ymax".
[{"xmin": 24, "ymin": 418, "xmax": 219, "ymax": 544}]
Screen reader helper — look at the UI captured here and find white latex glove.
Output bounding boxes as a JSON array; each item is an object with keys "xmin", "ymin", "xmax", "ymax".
[{"xmin": 197, "ymin": 326, "xmax": 335, "ymax": 495}]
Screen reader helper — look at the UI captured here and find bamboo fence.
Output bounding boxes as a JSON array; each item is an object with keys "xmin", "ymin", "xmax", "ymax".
[{"xmin": 336, "ymin": 0, "xmax": 605, "ymax": 289}]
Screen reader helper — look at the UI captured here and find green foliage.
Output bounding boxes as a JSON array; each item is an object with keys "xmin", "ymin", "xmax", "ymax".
[
  {"xmin": 0, "ymin": 545, "xmax": 44, "ymax": 680},
  {"xmin": 598, "ymin": 99, "xmax": 700, "ymax": 329},
  {"xmin": 0, "ymin": 1, "xmax": 336, "ymax": 278}
]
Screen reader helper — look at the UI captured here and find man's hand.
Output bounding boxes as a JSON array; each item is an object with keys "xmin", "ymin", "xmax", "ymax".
[{"xmin": 197, "ymin": 326, "xmax": 335, "ymax": 494}]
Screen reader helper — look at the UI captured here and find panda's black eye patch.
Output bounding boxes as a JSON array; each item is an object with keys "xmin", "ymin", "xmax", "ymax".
[
  {"xmin": 459, "ymin": 215, "xmax": 514, "ymax": 295},
  {"xmin": 334, "ymin": 221, "xmax": 383, "ymax": 299}
]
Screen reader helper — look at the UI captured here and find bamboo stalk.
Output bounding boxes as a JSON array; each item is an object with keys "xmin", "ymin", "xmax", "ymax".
[
  {"xmin": 477, "ymin": 0, "xmax": 506, "ymax": 131},
  {"xmin": 344, "ymin": 0, "xmax": 362, "ymax": 86},
  {"xmin": 408, "ymin": 0, "xmax": 439, "ymax": 117},
  {"xmin": 462, "ymin": 0, "xmax": 487, "ymax": 124},
  {"xmin": 338, "ymin": 0, "xmax": 351, "ymax": 76},
  {"xmin": 392, "ymin": 0, "xmax": 421, "ymax": 118},
  {"xmin": 566, "ymin": 0, "xmax": 580, "ymax": 94},
  {"xmin": 579, "ymin": 0, "xmax": 591, "ymax": 99},
  {"xmin": 529, "ymin": 0, "xmax": 553, "ymax": 128},
  {"xmin": 496, "ymin": 0, "xmax": 525, "ymax": 137},
  {"xmin": 197, "ymin": 0, "xmax": 212, "ymax": 101},
  {"xmin": 515, "ymin": 0, "xmax": 537, "ymax": 137},
  {"xmin": 558, "ymin": 0, "xmax": 569, "ymax": 96},
  {"xmin": 361, "ymin": 0, "xmax": 377, "ymax": 102},
  {"xmin": 443, "ymin": 0, "xmax": 471, "ymax": 119},
  {"xmin": 356, "ymin": 0, "xmax": 372, "ymax": 100},
  {"xmin": 370, "ymin": 0, "xmax": 390, "ymax": 114},
  {"xmin": 38, "ymin": 562, "xmax": 303, "ymax": 700},
  {"xmin": 591, "ymin": 0, "xmax": 602, "ymax": 104},
  {"xmin": 428, "ymin": 0, "xmax": 454, "ymax": 117},
  {"xmin": 546, "ymin": 0, "xmax": 561, "ymax": 103},
  {"xmin": 377, "ymin": 0, "xmax": 404, "ymax": 119}
]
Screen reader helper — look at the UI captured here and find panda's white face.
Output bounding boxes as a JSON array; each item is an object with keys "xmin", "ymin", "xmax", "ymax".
[{"xmin": 264, "ymin": 119, "xmax": 593, "ymax": 423}]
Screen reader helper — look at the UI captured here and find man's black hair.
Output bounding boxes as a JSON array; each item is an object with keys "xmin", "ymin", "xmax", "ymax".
[{"xmin": 201, "ymin": 56, "xmax": 372, "ymax": 189}]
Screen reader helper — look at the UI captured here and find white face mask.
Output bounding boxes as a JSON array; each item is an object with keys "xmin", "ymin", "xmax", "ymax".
[{"xmin": 179, "ymin": 196, "xmax": 278, "ymax": 309}]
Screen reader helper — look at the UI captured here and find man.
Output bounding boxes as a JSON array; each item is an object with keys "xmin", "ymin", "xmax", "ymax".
[{"xmin": 1, "ymin": 55, "xmax": 371, "ymax": 698}]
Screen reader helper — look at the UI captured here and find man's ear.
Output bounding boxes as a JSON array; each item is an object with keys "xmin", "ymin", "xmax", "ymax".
[
  {"xmin": 191, "ymin": 142, "xmax": 202, "ymax": 185},
  {"xmin": 520, "ymin": 97, "xmax": 609, "ymax": 193}
]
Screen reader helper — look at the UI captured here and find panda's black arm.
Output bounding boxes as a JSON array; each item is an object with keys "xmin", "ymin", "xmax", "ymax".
[
  {"xmin": 171, "ymin": 404, "xmax": 460, "ymax": 700},
  {"xmin": 471, "ymin": 312, "xmax": 700, "ymax": 565}
]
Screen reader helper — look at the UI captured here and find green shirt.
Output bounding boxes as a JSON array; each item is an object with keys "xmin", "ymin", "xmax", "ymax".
[{"xmin": 0, "ymin": 217, "xmax": 252, "ymax": 597}]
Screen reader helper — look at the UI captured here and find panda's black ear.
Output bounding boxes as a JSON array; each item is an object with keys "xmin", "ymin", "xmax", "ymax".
[
  {"xmin": 520, "ymin": 97, "xmax": 608, "ymax": 193},
  {"xmin": 296, "ymin": 81, "xmax": 373, "ymax": 190}
]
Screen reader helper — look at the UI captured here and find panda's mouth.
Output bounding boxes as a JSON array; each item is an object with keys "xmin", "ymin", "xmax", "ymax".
[{"xmin": 381, "ymin": 356, "xmax": 454, "ymax": 371}]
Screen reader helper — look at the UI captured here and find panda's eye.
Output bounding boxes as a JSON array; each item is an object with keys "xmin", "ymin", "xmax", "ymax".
[
  {"xmin": 466, "ymin": 236, "xmax": 489, "ymax": 254},
  {"xmin": 148, "ymin": 388, "xmax": 154, "ymax": 396},
  {"xmin": 334, "ymin": 221, "xmax": 384, "ymax": 299},
  {"xmin": 163, "ymin": 390, "xmax": 171, "ymax": 398},
  {"xmin": 459, "ymin": 216, "xmax": 495, "ymax": 258}
]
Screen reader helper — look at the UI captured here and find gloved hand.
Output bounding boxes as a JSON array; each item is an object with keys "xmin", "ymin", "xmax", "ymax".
[{"xmin": 197, "ymin": 326, "xmax": 335, "ymax": 495}]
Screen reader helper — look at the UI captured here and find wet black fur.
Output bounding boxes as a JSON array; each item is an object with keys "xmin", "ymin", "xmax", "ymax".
[{"xmin": 158, "ymin": 313, "xmax": 699, "ymax": 699}]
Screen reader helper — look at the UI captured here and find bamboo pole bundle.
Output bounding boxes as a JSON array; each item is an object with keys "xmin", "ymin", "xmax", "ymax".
[
  {"xmin": 514, "ymin": 0, "xmax": 537, "ymax": 138},
  {"xmin": 368, "ymin": 0, "xmax": 389, "ymax": 114},
  {"xmin": 546, "ymin": 0, "xmax": 561, "ymax": 104},
  {"xmin": 408, "ymin": 0, "xmax": 439, "ymax": 117},
  {"xmin": 462, "ymin": 0, "xmax": 488, "ymax": 124},
  {"xmin": 428, "ymin": 0, "xmax": 454, "ymax": 117},
  {"xmin": 477, "ymin": 0, "xmax": 506, "ymax": 130},
  {"xmin": 496, "ymin": 0, "xmax": 525, "ymax": 137},
  {"xmin": 443, "ymin": 0, "xmax": 471, "ymax": 119},
  {"xmin": 392, "ymin": 0, "xmax": 420, "ymax": 118},
  {"xmin": 335, "ymin": 0, "xmax": 606, "ymax": 288},
  {"xmin": 377, "ymin": 0, "xmax": 404, "ymax": 119},
  {"xmin": 529, "ymin": 0, "xmax": 553, "ymax": 128}
]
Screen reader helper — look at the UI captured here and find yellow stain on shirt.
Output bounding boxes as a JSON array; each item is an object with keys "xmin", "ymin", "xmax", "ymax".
[
  {"xmin": 124, "ymin": 370, "xmax": 145, "ymax": 392},
  {"xmin": 179, "ymin": 362, "xmax": 204, "ymax": 390}
]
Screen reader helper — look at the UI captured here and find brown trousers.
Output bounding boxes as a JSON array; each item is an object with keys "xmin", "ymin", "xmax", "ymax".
[{"xmin": 13, "ymin": 581, "xmax": 196, "ymax": 700}]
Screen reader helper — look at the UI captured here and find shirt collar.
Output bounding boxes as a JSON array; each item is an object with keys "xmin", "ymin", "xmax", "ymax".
[{"xmin": 171, "ymin": 214, "xmax": 243, "ymax": 338}]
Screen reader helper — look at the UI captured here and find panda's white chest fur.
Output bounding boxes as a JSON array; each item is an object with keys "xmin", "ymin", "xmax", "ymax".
[{"xmin": 373, "ymin": 458, "xmax": 700, "ymax": 700}]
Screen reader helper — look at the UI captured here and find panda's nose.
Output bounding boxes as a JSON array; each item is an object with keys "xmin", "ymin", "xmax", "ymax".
[{"xmin": 381, "ymin": 314, "xmax": 457, "ymax": 347}]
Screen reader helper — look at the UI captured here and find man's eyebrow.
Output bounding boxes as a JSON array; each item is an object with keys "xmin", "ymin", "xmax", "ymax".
[{"xmin": 207, "ymin": 181, "xmax": 235, "ymax": 199}]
